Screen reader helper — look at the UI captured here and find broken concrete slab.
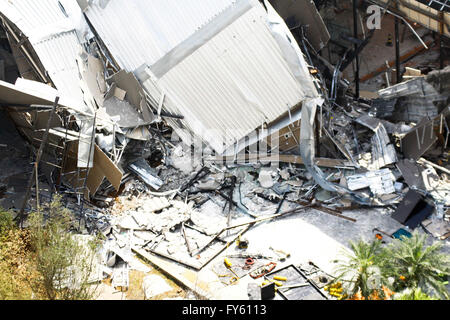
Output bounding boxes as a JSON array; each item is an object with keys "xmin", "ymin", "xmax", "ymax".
[{"xmin": 247, "ymin": 282, "xmax": 262, "ymax": 300}]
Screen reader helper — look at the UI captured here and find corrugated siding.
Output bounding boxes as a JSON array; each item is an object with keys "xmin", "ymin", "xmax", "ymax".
[
  {"xmin": 0, "ymin": 0, "xmax": 86, "ymax": 105},
  {"xmin": 0, "ymin": 0, "xmax": 68, "ymax": 34},
  {"xmin": 151, "ymin": 6, "xmax": 309, "ymax": 152},
  {"xmin": 83, "ymin": 0, "xmax": 317, "ymax": 153},
  {"xmin": 83, "ymin": 0, "xmax": 237, "ymax": 71},
  {"xmin": 33, "ymin": 32, "xmax": 85, "ymax": 106}
]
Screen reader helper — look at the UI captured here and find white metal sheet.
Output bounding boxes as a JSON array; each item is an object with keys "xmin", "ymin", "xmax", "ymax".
[{"xmin": 82, "ymin": 0, "xmax": 237, "ymax": 71}]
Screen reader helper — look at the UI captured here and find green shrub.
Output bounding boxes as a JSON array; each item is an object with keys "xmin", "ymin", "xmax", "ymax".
[
  {"xmin": 0, "ymin": 208, "xmax": 14, "ymax": 235},
  {"xmin": 0, "ymin": 207, "xmax": 35, "ymax": 300},
  {"xmin": 333, "ymin": 239, "xmax": 384, "ymax": 299},
  {"xmin": 394, "ymin": 288, "xmax": 438, "ymax": 300},
  {"xmin": 28, "ymin": 195, "xmax": 100, "ymax": 300},
  {"xmin": 334, "ymin": 231, "xmax": 450, "ymax": 300},
  {"xmin": 380, "ymin": 231, "xmax": 449, "ymax": 299}
]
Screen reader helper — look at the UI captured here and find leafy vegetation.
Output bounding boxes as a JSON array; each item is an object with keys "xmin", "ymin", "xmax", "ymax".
[
  {"xmin": 0, "ymin": 195, "xmax": 101, "ymax": 300},
  {"xmin": 332, "ymin": 231, "xmax": 449, "ymax": 300},
  {"xmin": 0, "ymin": 208, "xmax": 14, "ymax": 234},
  {"xmin": 0, "ymin": 209, "xmax": 36, "ymax": 299},
  {"xmin": 394, "ymin": 288, "xmax": 438, "ymax": 300},
  {"xmin": 380, "ymin": 232, "xmax": 449, "ymax": 299},
  {"xmin": 333, "ymin": 239, "xmax": 385, "ymax": 299}
]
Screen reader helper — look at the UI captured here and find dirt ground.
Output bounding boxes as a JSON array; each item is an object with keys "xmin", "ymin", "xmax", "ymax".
[{"xmin": 96, "ymin": 258, "xmax": 190, "ymax": 300}]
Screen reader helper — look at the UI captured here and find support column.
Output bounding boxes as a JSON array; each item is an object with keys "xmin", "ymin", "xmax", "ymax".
[
  {"xmin": 395, "ymin": 16, "xmax": 402, "ymax": 83},
  {"xmin": 439, "ymin": 12, "xmax": 444, "ymax": 69},
  {"xmin": 353, "ymin": 0, "xmax": 360, "ymax": 99}
]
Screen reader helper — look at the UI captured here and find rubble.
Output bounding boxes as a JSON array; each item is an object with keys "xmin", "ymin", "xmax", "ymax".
[
  {"xmin": 0, "ymin": 0, "xmax": 448, "ymax": 301},
  {"xmin": 346, "ymin": 168, "xmax": 396, "ymax": 196},
  {"xmin": 142, "ymin": 275, "xmax": 173, "ymax": 300}
]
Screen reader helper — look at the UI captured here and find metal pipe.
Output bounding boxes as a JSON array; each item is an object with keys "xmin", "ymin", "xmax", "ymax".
[
  {"xmin": 439, "ymin": 12, "xmax": 445, "ymax": 69},
  {"xmin": 353, "ymin": 0, "xmax": 360, "ymax": 99},
  {"xmin": 378, "ymin": 5, "xmax": 429, "ymax": 49},
  {"xmin": 395, "ymin": 16, "xmax": 402, "ymax": 83},
  {"xmin": 17, "ymin": 97, "xmax": 59, "ymax": 227}
]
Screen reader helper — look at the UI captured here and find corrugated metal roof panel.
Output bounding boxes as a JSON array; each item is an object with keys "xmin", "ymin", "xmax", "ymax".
[
  {"xmin": 83, "ymin": 0, "xmax": 237, "ymax": 71},
  {"xmin": 0, "ymin": 0, "xmax": 89, "ymax": 106},
  {"xmin": 143, "ymin": 5, "xmax": 316, "ymax": 153},
  {"xmin": 83, "ymin": 0, "xmax": 319, "ymax": 153},
  {"xmin": 33, "ymin": 32, "xmax": 85, "ymax": 105},
  {"xmin": 0, "ymin": 0, "xmax": 67, "ymax": 34}
]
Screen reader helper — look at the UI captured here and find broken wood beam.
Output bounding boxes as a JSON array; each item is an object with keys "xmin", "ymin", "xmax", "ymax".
[
  {"xmin": 312, "ymin": 205, "xmax": 356, "ymax": 222},
  {"xmin": 398, "ymin": 0, "xmax": 449, "ymax": 28},
  {"xmin": 184, "ymin": 223, "xmax": 225, "ymax": 241},
  {"xmin": 205, "ymin": 154, "xmax": 355, "ymax": 169},
  {"xmin": 147, "ymin": 248, "xmax": 202, "ymax": 271},
  {"xmin": 210, "ymin": 190, "xmax": 258, "ymax": 219}
]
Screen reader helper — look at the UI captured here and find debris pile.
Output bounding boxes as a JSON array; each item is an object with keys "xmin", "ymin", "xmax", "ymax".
[{"xmin": 0, "ymin": 0, "xmax": 448, "ymax": 299}]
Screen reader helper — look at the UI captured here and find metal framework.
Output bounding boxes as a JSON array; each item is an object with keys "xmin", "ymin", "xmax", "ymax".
[
  {"xmin": 416, "ymin": 0, "xmax": 450, "ymax": 12},
  {"xmin": 15, "ymin": 101, "xmax": 97, "ymax": 226}
]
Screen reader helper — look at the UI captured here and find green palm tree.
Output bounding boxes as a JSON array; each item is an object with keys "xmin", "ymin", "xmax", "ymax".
[
  {"xmin": 394, "ymin": 288, "xmax": 438, "ymax": 300},
  {"xmin": 333, "ymin": 239, "xmax": 384, "ymax": 298},
  {"xmin": 380, "ymin": 231, "xmax": 449, "ymax": 299}
]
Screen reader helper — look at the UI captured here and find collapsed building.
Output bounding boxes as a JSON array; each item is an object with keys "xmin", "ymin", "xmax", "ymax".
[{"xmin": 0, "ymin": 0, "xmax": 449, "ymax": 300}]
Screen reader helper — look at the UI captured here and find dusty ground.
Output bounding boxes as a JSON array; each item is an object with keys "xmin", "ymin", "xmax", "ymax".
[
  {"xmin": 133, "ymin": 204, "xmax": 449, "ymax": 300},
  {"xmin": 96, "ymin": 189, "xmax": 449, "ymax": 300},
  {"xmin": 96, "ymin": 258, "xmax": 189, "ymax": 300}
]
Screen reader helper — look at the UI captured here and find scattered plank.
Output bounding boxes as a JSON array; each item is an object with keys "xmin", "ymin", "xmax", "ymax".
[{"xmin": 205, "ymin": 154, "xmax": 355, "ymax": 169}]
